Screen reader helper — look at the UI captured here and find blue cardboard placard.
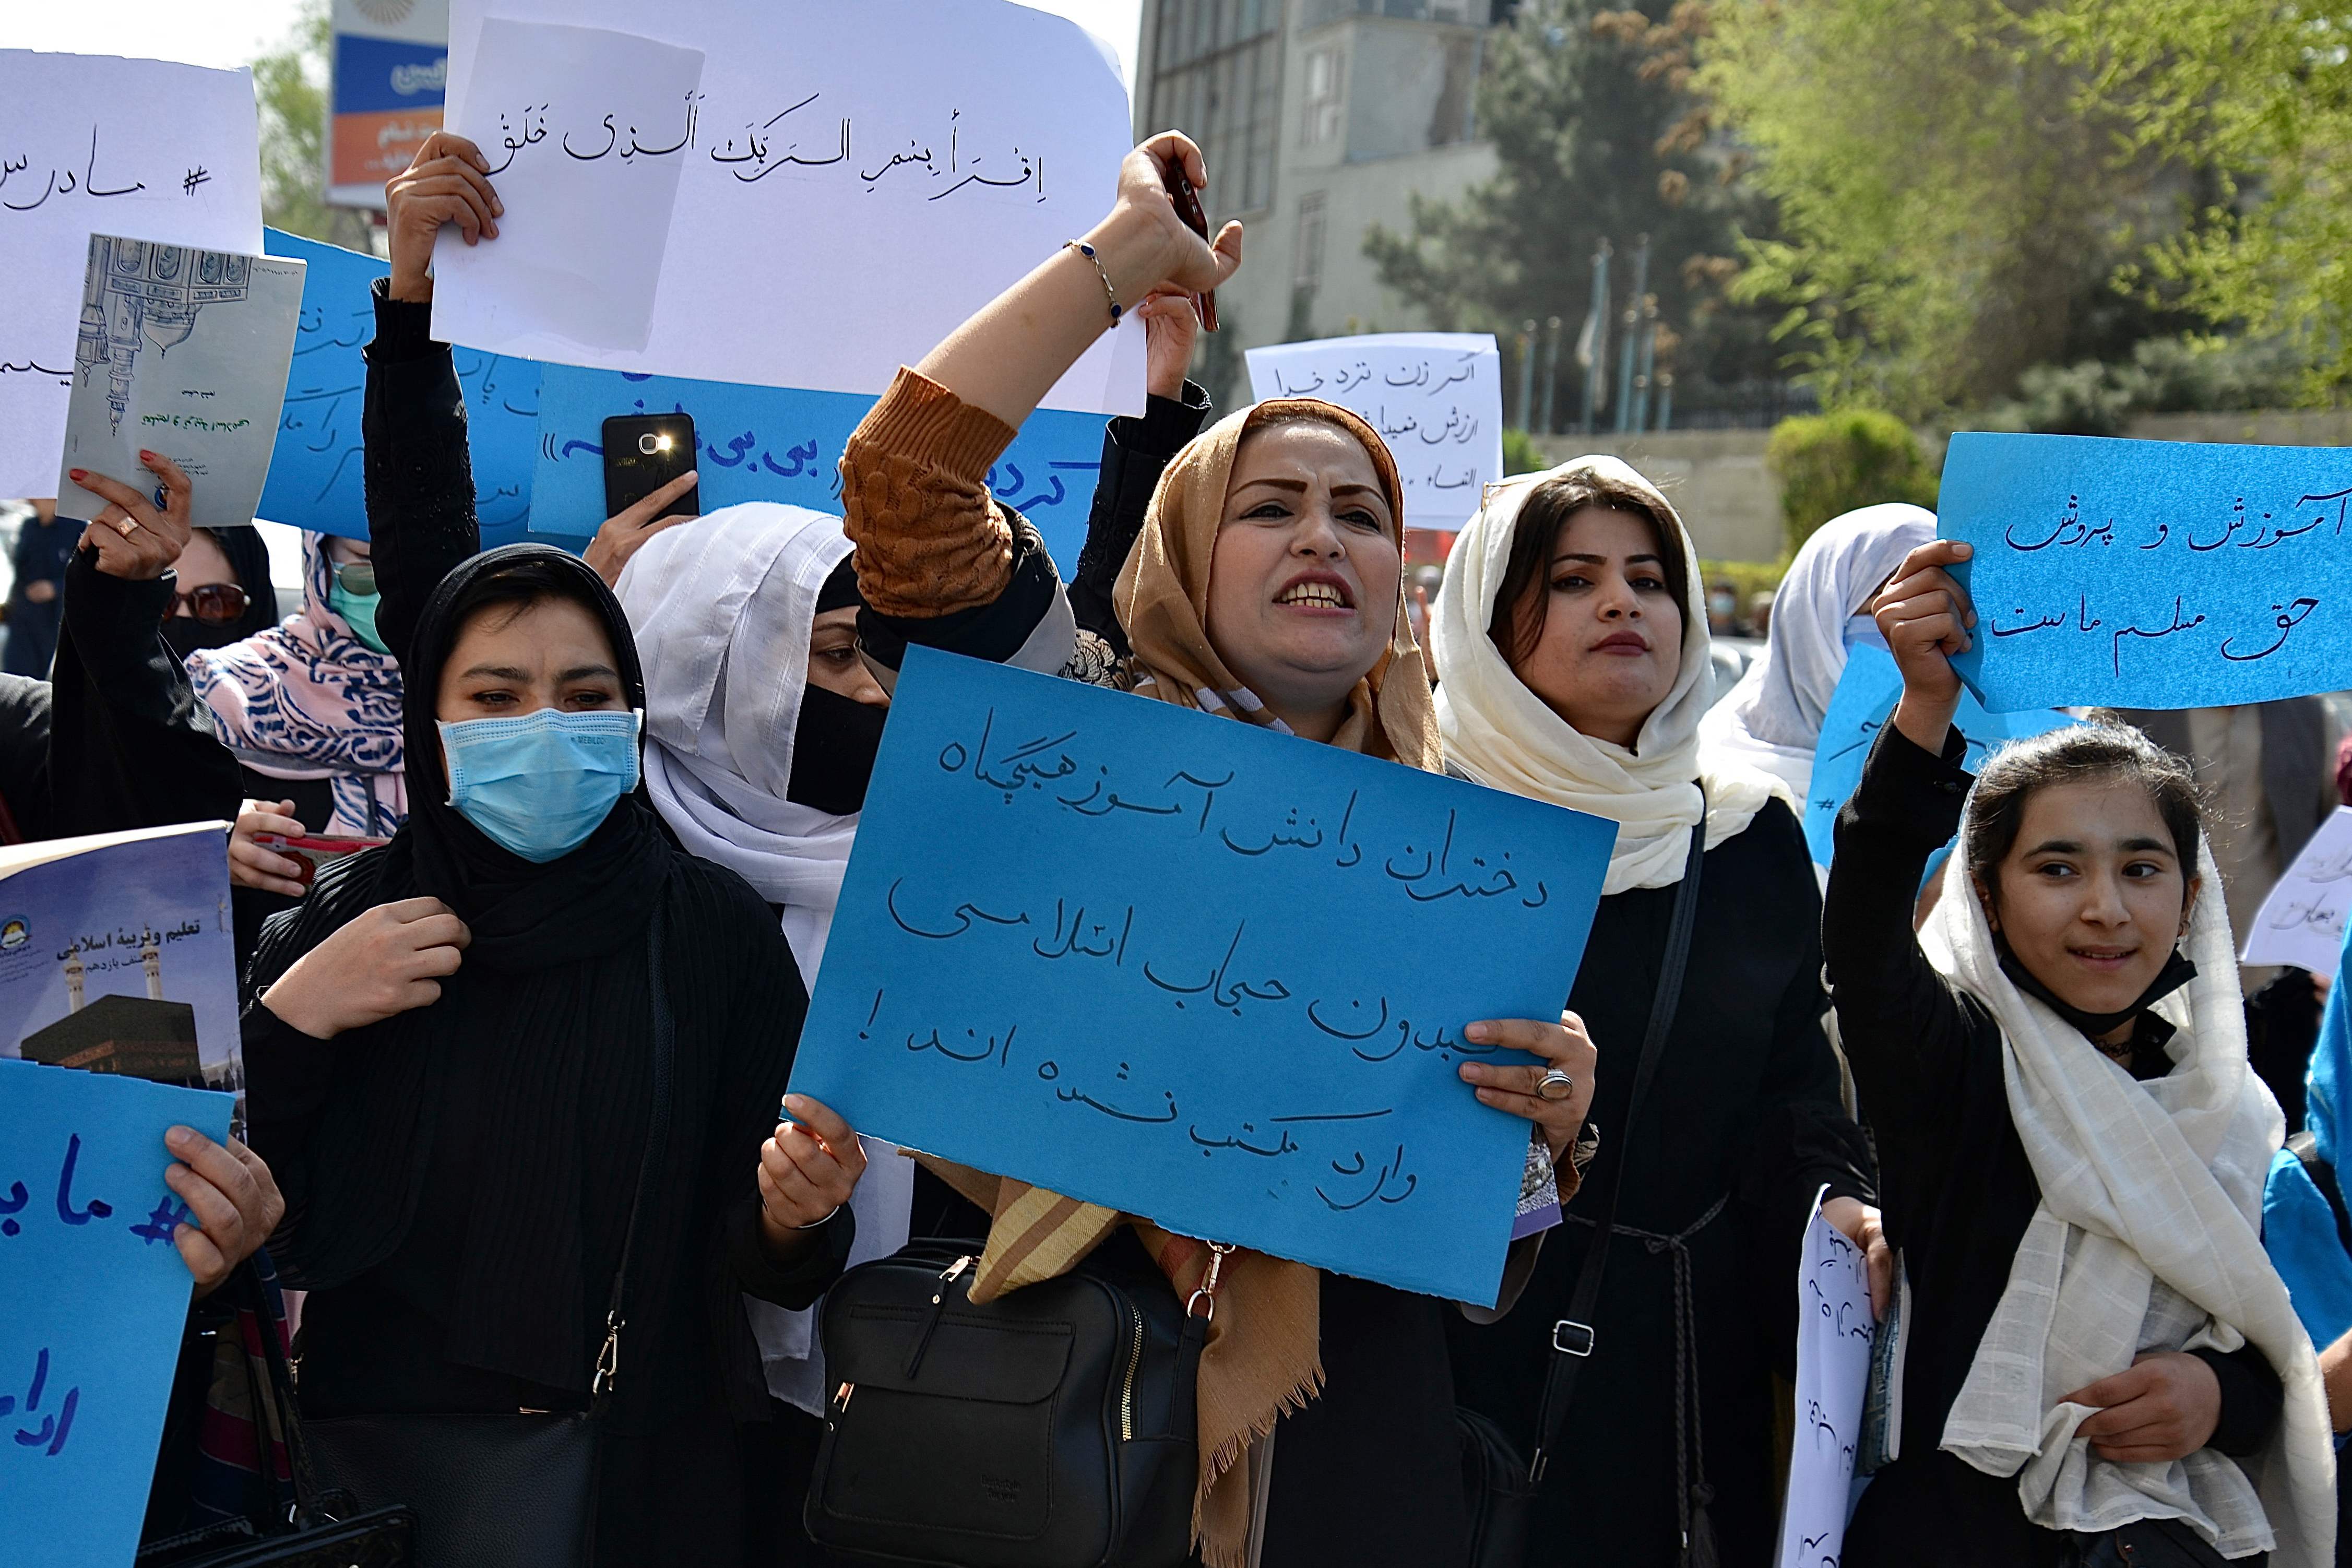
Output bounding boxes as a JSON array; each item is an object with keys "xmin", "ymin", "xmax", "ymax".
[
  {"xmin": 529, "ymin": 365, "xmax": 1109, "ymax": 574},
  {"xmin": 1802, "ymin": 644, "xmax": 2077, "ymax": 876},
  {"xmin": 788, "ymin": 648, "xmax": 1620, "ymax": 1306},
  {"xmin": 0, "ymin": 1062, "xmax": 235, "ymax": 1568},
  {"xmin": 258, "ymin": 229, "xmax": 539, "ymax": 545},
  {"xmin": 1941, "ymin": 431, "xmax": 2352, "ymax": 710}
]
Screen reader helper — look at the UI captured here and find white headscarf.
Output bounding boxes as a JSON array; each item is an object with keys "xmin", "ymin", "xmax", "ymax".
[
  {"xmin": 1927, "ymin": 830, "xmax": 2334, "ymax": 1563},
  {"xmin": 1699, "ymin": 503, "xmax": 1935, "ymax": 798},
  {"xmin": 617, "ymin": 501, "xmax": 914, "ymax": 1415},
  {"xmin": 1432, "ymin": 456, "xmax": 1785, "ymax": 894},
  {"xmin": 619, "ymin": 502, "xmax": 861, "ymax": 975}
]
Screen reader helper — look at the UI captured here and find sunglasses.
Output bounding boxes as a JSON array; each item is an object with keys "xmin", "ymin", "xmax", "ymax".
[
  {"xmin": 336, "ymin": 560, "xmax": 377, "ymax": 596},
  {"xmin": 161, "ymin": 583, "xmax": 251, "ymax": 626}
]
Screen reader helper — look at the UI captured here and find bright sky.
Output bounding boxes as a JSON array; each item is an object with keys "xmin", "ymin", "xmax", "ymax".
[{"xmin": 4, "ymin": 0, "xmax": 1145, "ymax": 89}]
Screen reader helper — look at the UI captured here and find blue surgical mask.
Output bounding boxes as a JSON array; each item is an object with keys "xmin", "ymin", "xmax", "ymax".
[
  {"xmin": 328, "ymin": 579, "xmax": 390, "ymax": 655},
  {"xmin": 438, "ymin": 707, "xmax": 643, "ymax": 863}
]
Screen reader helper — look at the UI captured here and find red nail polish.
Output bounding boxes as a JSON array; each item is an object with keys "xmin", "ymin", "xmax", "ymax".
[
  {"xmin": 68, "ymin": 468, "xmax": 85, "ymax": 481},
  {"xmin": 138, "ymin": 449, "xmax": 154, "ymax": 461}
]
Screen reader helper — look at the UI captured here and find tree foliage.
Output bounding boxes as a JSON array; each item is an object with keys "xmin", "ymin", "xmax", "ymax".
[
  {"xmin": 1701, "ymin": 0, "xmax": 2203, "ymax": 420},
  {"xmin": 2035, "ymin": 1, "xmax": 2352, "ymax": 400},
  {"xmin": 252, "ymin": 0, "xmax": 378, "ymax": 252},
  {"xmin": 1764, "ymin": 408, "xmax": 1939, "ymax": 553},
  {"xmin": 1365, "ymin": 0, "xmax": 1782, "ymax": 406}
]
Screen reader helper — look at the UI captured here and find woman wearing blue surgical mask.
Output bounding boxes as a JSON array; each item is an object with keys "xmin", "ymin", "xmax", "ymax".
[{"xmin": 239, "ymin": 544, "xmax": 868, "ymax": 1566}]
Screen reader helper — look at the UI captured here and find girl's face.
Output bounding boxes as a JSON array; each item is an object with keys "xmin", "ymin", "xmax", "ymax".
[
  {"xmin": 1504, "ymin": 506, "xmax": 1684, "ymax": 749},
  {"xmin": 1204, "ymin": 421, "xmax": 1401, "ymax": 738},
  {"xmin": 807, "ymin": 606, "xmax": 887, "ymax": 705},
  {"xmin": 1980, "ymin": 779, "xmax": 2199, "ymax": 1027}
]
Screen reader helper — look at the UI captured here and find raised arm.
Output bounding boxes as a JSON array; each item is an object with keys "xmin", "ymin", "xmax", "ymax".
[
  {"xmin": 44, "ymin": 458, "xmax": 243, "ymax": 838},
  {"xmin": 840, "ymin": 134, "xmax": 1240, "ymax": 631},
  {"xmin": 364, "ymin": 133, "xmax": 504, "ymax": 663},
  {"xmin": 1823, "ymin": 541, "xmax": 1986, "ymax": 1197}
]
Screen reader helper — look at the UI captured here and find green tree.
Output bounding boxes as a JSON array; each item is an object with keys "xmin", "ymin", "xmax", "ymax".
[
  {"xmin": 2035, "ymin": 0, "xmax": 2352, "ymax": 401},
  {"xmin": 1364, "ymin": 1, "xmax": 1783, "ymax": 416},
  {"xmin": 252, "ymin": 0, "xmax": 378, "ymax": 251},
  {"xmin": 1702, "ymin": 0, "xmax": 2201, "ymax": 419},
  {"xmin": 1765, "ymin": 409, "xmax": 1939, "ymax": 554}
]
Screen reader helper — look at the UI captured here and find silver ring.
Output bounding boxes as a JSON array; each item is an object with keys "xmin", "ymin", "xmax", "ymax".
[{"xmin": 1536, "ymin": 1068, "xmax": 1575, "ymax": 1103}]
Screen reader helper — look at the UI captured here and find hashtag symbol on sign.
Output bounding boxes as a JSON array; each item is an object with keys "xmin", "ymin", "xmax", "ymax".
[{"xmin": 183, "ymin": 167, "xmax": 210, "ymax": 195}]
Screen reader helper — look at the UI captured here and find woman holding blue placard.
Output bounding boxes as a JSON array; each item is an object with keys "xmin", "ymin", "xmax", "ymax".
[
  {"xmin": 1824, "ymin": 539, "xmax": 2334, "ymax": 1565},
  {"xmin": 1433, "ymin": 457, "xmax": 1880, "ymax": 1566},
  {"xmin": 829, "ymin": 130, "xmax": 1602, "ymax": 1567}
]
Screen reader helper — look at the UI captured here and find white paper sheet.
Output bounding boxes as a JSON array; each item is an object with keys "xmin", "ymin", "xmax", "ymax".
[
  {"xmin": 1775, "ymin": 1189, "xmax": 1876, "ymax": 1568},
  {"xmin": 2243, "ymin": 805, "xmax": 2352, "ymax": 974},
  {"xmin": 0, "ymin": 53, "xmax": 263, "ymax": 497},
  {"xmin": 1243, "ymin": 332, "xmax": 1505, "ymax": 532},
  {"xmin": 435, "ymin": 0, "xmax": 1143, "ymax": 415},
  {"xmin": 434, "ymin": 21, "xmax": 704, "ymax": 352},
  {"xmin": 55, "ymin": 236, "xmax": 306, "ymax": 530}
]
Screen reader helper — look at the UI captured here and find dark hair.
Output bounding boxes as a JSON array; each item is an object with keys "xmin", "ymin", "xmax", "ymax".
[
  {"xmin": 1486, "ymin": 471, "xmax": 1691, "ymax": 668},
  {"xmin": 449, "ymin": 556, "xmax": 612, "ymax": 640},
  {"xmin": 1963, "ymin": 719, "xmax": 2204, "ymax": 909}
]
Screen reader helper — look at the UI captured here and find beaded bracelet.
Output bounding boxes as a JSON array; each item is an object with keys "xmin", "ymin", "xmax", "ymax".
[{"xmin": 1063, "ymin": 239, "xmax": 1122, "ymax": 325}]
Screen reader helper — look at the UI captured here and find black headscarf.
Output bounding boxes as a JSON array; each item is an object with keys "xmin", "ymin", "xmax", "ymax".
[{"xmin": 392, "ymin": 543, "xmax": 672, "ymax": 969}]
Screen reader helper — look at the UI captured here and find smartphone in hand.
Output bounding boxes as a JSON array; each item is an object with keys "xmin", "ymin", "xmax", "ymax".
[
  {"xmin": 602, "ymin": 413, "xmax": 702, "ymax": 518},
  {"xmin": 1160, "ymin": 167, "xmax": 1220, "ymax": 334}
]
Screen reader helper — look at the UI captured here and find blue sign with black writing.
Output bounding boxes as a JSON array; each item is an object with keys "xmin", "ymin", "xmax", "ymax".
[
  {"xmin": 788, "ymin": 649, "xmax": 1619, "ymax": 1305},
  {"xmin": 257, "ymin": 229, "xmax": 538, "ymax": 545},
  {"xmin": 529, "ymin": 365, "xmax": 1109, "ymax": 574},
  {"xmin": 0, "ymin": 1060, "xmax": 234, "ymax": 1568},
  {"xmin": 1803, "ymin": 644, "xmax": 2077, "ymax": 878},
  {"xmin": 1942, "ymin": 431, "xmax": 2352, "ymax": 710}
]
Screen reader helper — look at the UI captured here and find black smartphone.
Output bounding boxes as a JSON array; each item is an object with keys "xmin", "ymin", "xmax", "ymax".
[
  {"xmin": 602, "ymin": 413, "xmax": 701, "ymax": 517},
  {"xmin": 1161, "ymin": 166, "xmax": 1219, "ymax": 333}
]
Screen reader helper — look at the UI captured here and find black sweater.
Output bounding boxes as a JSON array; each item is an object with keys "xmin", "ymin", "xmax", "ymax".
[{"xmin": 1825, "ymin": 722, "xmax": 2282, "ymax": 1568}]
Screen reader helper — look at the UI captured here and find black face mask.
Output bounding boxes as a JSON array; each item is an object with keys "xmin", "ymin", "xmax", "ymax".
[
  {"xmin": 787, "ymin": 683, "xmax": 887, "ymax": 815},
  {"xmin": 160, "ymin": 614, "xmax": 247, "ymax": 662},
  {"xmin": 1995, "ymin": 936, "xmax": 2199, "ymax": 1042}
]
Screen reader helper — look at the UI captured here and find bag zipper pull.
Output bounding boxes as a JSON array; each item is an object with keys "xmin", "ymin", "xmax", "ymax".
[{"xmin": 904, "ymin": 1254, "xmax": 973, "ymax": 1379}]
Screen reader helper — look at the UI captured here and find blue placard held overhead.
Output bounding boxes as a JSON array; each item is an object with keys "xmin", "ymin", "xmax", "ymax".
[
  {"xmin": 1802, "ymin": 645, "xmax": 2077, "ymax": 876},
  {"xmin": 530, "ymin": 366, "xmax": 1108, "ymax": 574},
  {"xmin": 1940, "ymin": 431, "xmax": 2352, "ymax": 711},
  {"xmin": 788, "ymin": 649, "xmax": 1619, "ymax": 1307},
  {"xmin": 0, "ymin": 1062, "xmax": 235, "ymax": 1568},
  {"xmin": 258, "ymin": 229, "xmax": 540, "ymax": 545}
]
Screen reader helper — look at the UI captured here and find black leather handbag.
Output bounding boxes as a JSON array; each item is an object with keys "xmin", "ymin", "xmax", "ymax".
[
  {"xmin": 1459, "ymin": 800, "xmax": 1707, "ymax": 1568},
  {"xmin": 805, "ymin": 1236, "xmax": 1208, "ymax": 1567},
  {"xmin": 302, "ymin": 907, "xmax": 677, "ymax": 1568}
]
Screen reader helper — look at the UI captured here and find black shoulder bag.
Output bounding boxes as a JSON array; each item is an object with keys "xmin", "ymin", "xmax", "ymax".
[
  {"xmin": 804, "ymin": 1232, "xmax": 1210, "ymax": 1566},
  {"xmin": 1460, "ymin": 799, "xmax": 1708, "ymax": 1568},
  {"xmin": 301, "ymin": 905, "xmax": 676, "ymax": 1568}
]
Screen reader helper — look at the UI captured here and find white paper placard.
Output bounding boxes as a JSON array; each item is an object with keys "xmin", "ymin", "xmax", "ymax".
[
  {"xmin": 2243, "ymin": 805, "xmax": 2352, "ymax": 975},
  {"xmin": 1774, "ymin": 1188, "xmax": 1875, "ymax": 1568},
  {"xmin": 0, "ymin": 53, "xmax": 263, "ymax": 498},
  {"xmin": 55, "ymin": 236, "xmax": 305, "ymax": 530},
  {"xmin": 435, "ymin": 0, "xmax": 1143, "ymax": 415},
  {"xmin": 1243, "ymin": 332, "xmax": 1504, "ymax": 531}
]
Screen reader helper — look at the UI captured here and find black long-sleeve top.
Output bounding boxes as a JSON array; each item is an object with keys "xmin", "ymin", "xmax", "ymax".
[
  {"xmin": 0, "ymin": 547, "xmax": 244, "ymax": 844},
  {"xmin": 1826, "ymin": 722, "xmax": 2283, "ymax": 1568}
]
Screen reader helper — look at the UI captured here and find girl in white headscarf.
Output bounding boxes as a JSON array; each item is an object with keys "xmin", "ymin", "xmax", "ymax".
[
  {"xmin": 615, "ymin": 502, "xmax": 918, "ymax": 1472},
  {"xmin": 1826, "ymin": 538, "xmax": 2333, "ymax": 1567},
  {"xmin": 1700, "ymin": 502, "xmax": 1937, "ymax": 799},
  {"xmin": 1436, "ymin": 457, "xmax": 1882, "ymax": 1567}
]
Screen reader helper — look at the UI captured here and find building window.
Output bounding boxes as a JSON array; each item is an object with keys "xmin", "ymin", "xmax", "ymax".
[
  {"xmin": 1301, "ymin": 45, "xmax": 1345, "ymax": 147},
  {"xmin": 1294, "ymin": 192, "xmax": 1328, "ymax": 291}
]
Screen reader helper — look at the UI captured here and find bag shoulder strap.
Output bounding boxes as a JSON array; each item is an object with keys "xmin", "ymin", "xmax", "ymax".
[
  {"xmin": 594, "ymin": 898, "xmax": 678, "ymax": 1403},
  {"xmin": 2290, "ymin": 1129, "xmax": 2352, "ymax": 1257},
  {"xmin": 1526, "ymin": 795, "xmax": 1708, "ymax": 1483}
]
